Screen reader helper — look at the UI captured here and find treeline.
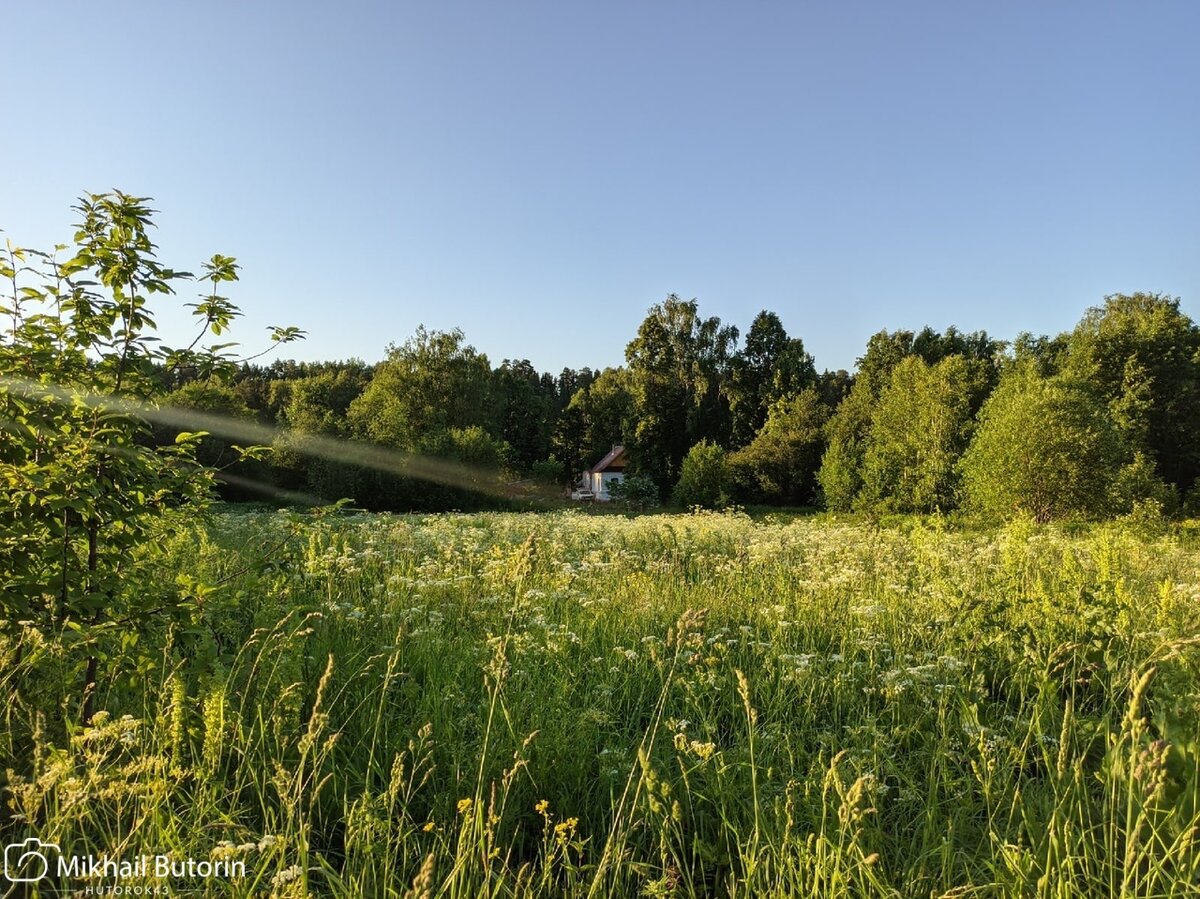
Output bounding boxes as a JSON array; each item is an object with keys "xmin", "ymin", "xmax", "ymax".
[{"xmin": 164, "ymin": 292, "xmax": 1200, "ymax": 520}]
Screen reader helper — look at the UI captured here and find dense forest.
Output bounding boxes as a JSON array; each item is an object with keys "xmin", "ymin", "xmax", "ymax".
[{"xmin": 160, "ymin": 292, "xmax": 1200, "ymax": 520}]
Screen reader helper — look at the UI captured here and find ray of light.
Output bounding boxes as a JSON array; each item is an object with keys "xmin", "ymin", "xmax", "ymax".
[{"xmin": 0, "ymin": 377, "xmax": 568, "ymax": 506}]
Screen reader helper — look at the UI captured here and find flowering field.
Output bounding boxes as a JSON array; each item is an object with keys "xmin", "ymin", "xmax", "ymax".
[{"xmin": 4, "ymin": 510, "xmax": 1200, "ymax": 896}]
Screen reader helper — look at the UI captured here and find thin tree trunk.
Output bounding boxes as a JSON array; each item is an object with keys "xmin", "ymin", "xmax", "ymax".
[{"xmin": 81, "ymin": 521, "xmax": 99, "ymax": 724}]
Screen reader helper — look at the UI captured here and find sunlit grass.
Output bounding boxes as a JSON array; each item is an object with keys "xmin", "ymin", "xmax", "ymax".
[{"xmin": 3, "ymin": 510, "xmax": 1199, "ymax": 896}]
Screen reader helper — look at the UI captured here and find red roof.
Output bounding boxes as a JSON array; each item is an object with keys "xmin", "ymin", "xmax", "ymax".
[{"xmin": 588, "ymin": 444, "xmax": 626, "ymax": 473}]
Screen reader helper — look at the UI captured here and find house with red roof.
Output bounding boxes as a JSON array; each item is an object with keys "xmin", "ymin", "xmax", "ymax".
[{"xmin": 575, "ymin": 444, "xmax": 627, "ymax": 501}]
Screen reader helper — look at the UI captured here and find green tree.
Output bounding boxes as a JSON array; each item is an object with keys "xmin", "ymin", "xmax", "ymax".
[
  {"xmin": 729, "ymin": 388, "xmax": 828, "ymax": 505},
  {"xmin": 345, "ymin": 328, "xmax": 518, "ymax": 510},
  {"xmin": 1062, "ymin": 293, "xmax": 1200, "ymax": 495},
  {"xmin": 0, "ymin": 192, "xmax": 302, "ymax": 720},
  {"xmin": 857, "ymin": 355, "xmax": 975, "ymax": 513},
  {"xmin": 727, "ymin": 311, "xmax": 816, "ymax": 446},
  {"xmin": 672, "ymin": 440, "xmax": 731, "ymax": 509},
  {"xmin": 816, "ymin": 368, "xmax": 854, "ymax": 409},
  {"xmin": 855, "ymin": 329, "xmax": 916, "ymax": 396},
  {"xmin": 552, "ymin": 367, "xmax": 635, "ymax": 483},
  {"xmin": 818, "ymin": 326, "xmax": 1002, "ymax": 513},
  {"xmin": 530, "ymin": 454, "xmax": 567, "ymax": 489},
  {"xmin": 155, "ymin": 380, "xmax": 280, "ymax": 501},
  {"xmin": 960, "ymin": 366, "xmax": 1129, "ymax": 522},
  {"xmin": 348, "ymin": 326, "xmax": 494, "ymax": 449},
  {"xmin": 554, "ymin": 366, "xmax": 596, "ymax": 411},
  {"xmin": 282, "ymin": 366, "xmax": 369, "ymax": 434},
  {"xmin": 1008, "ymin": 331, "xmax": 1069, "ymax": 377},
  {"xmin": 857, "ymin": 326, "xmax": 1000, "ymax": 411},
  {"xmin": 625, "ymin": 296, "xmax": 738, "ymax": 489},
  {"xmin": 494, "ymin": 358, "xmax": 555, "ymax": 468},
  {"xmin": 271, "ymin": 366, "xmax": 370, "ymax": 500},
  {"xmin": 816, "ymin": 379, "xmax": 876, "ymax": 511}
]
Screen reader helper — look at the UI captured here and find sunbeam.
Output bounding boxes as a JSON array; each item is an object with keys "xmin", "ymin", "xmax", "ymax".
[{"xmin": 0, "ymin": 376, "xmax": 566, "ymax": 506}]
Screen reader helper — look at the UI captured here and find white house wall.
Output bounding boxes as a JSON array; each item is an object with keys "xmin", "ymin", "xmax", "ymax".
[
  {"xmin": 598, "ymin": 471, "xmax": 624, "ymax": 500},
  {"xmin": 579, "ymin": 470, "xmax": 625, "ymax": 500}
]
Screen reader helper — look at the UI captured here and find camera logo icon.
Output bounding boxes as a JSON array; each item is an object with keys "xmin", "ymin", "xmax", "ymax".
[{"xmin": 4, "ymin": 838, "xmax": 60, "ymax": 883}]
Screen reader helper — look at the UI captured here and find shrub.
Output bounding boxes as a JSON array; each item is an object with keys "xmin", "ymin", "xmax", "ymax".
[
  {"xmin": 531, "ymin": 455, "xmax": 567, "ymax": 487},
  {"xmin": 607, "ymin": 474, "xmax": 660, "ymax": 511},
  {"xmin": 816, "ymin": 382, "xmax": 874, "ymax": 511},
  {"xmin": 0, "ymin": 192, "xmax": 302, "ymax": 721},
  {"xmin": 960, "ymin": 367, "xmax": 1127, "ymax": 522},
  {"xmin": 672, "ymin": 441, "xmax": 731, "ymax": 509},
  {"xmin": 728, "ymin": 388, "xmax": 827, "ymax": 505},
  {"xmin": 857, "ymin": 355, "xmax": 974, "ymax": 513}
]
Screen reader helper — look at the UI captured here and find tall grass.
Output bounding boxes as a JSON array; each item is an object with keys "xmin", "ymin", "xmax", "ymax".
[{"xmin": 2, "ymin": 510, "xmax": 1199, "ymax": 896}]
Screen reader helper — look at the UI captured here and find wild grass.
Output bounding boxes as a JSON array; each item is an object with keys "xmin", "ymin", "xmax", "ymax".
[{"xmin": 3, "ymin": 510, "xmax": 1199, "ymax": 896}]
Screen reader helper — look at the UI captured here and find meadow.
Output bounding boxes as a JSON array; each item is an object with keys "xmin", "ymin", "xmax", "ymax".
[{"xmin": 3, "ymin": 509, "xmax": 1199, "ymax": 897}]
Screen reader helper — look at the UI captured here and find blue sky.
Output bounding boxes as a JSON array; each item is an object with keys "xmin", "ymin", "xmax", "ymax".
[{"xmin": 3, "ymin": 2, "xmax": 1197, "ymax": 375}]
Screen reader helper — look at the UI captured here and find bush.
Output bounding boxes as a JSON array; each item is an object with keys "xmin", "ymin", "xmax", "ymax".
[
  {"xmin": 960, "ymin": 367, "xmax": 1127, "ymax": 522},
  {"xmin": 1183, "ymin": 485, "xmax": 1200, "ymax": 518},
  {"xmin": 531, "ymin": 455, "xmax": 567, "ymax": 487},
  {"xmin": 856, "ymin": 356, "xmax": 974, "ymax": 513},
  {"xmin": 816, "ymin": 382, "xmax": 874, "ymax": 511},
  {"xmin": 672, "ymin": 441, "xmax": 731, "ymax": 509},
  {"xmin": 1112, "ymin": 451, "xmax": 1178, "ymax": 516},
  {"xmin": 728, "ymin": 389, "xmax": 827, "ymax": 505},
  {"xmin": 0, "ymin": 191, "xmax": 302, "ymax": 722},
  {"xmin": 607, "ymin": 474, "xmax": 660, "ymax": 512}
]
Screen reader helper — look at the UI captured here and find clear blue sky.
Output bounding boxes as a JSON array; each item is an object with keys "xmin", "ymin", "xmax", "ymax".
[{"xmin": 3, "ymin": 2, "xmax": 1197, "ymax": 375}]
